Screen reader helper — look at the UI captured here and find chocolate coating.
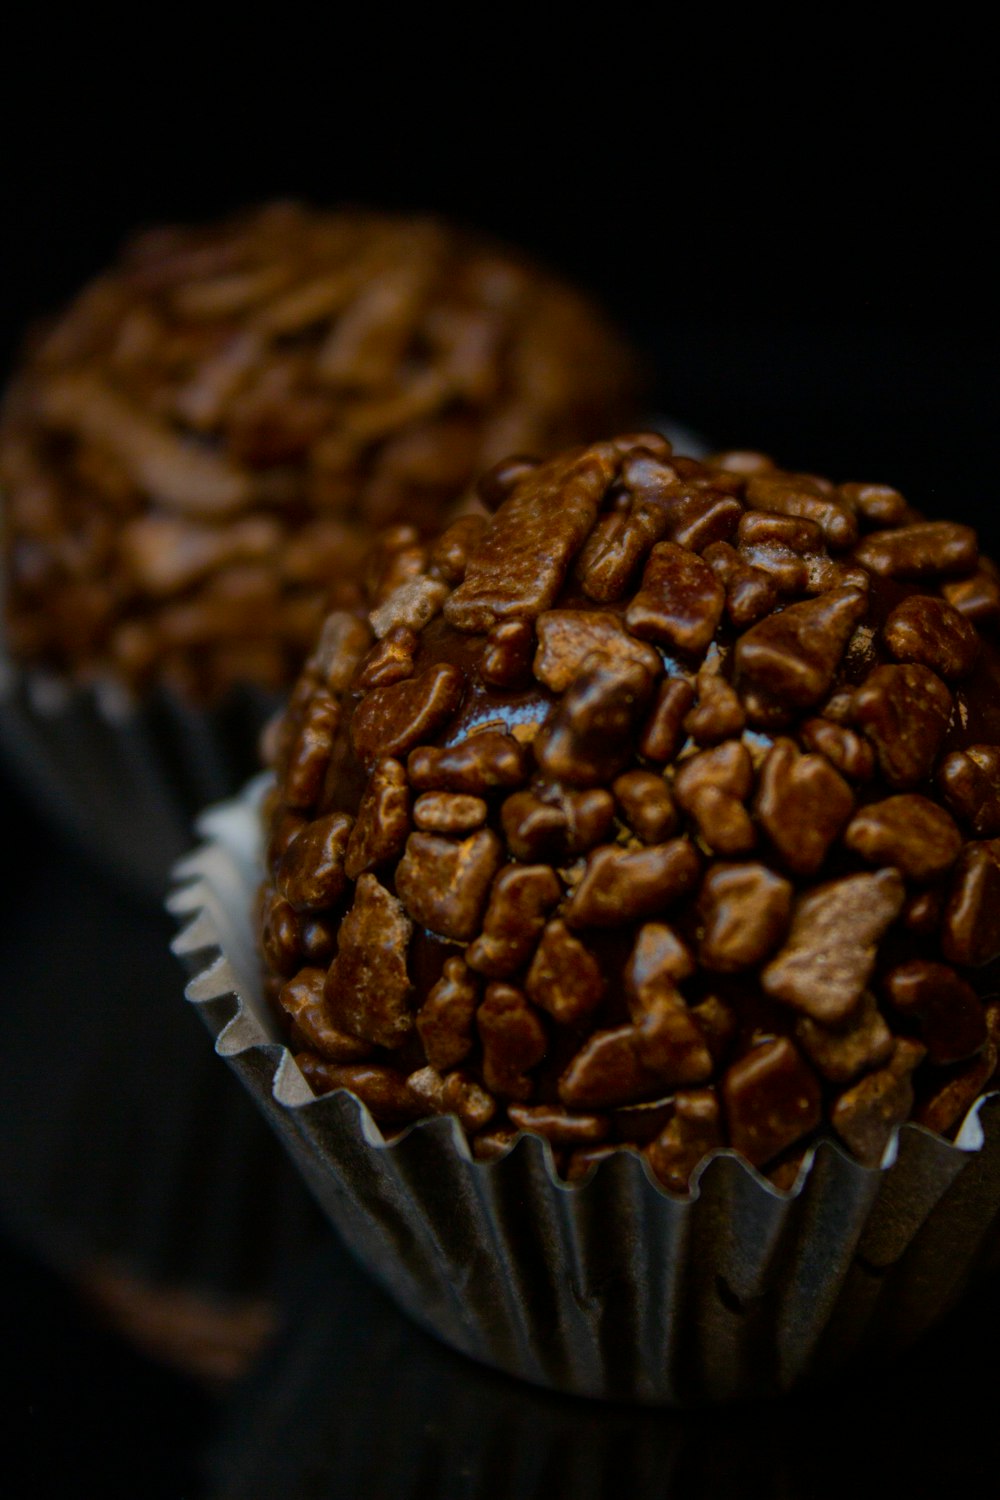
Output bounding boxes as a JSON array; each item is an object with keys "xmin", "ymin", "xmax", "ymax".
[
  {"xmin": 1, "ymin": 203, "xmax": 640, "ymax": 702},
  {"xmin": 260, "ymin": 434, "xmax": 1000, "ymax": 1186}
]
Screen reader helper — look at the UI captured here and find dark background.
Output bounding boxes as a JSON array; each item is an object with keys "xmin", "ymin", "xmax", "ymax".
[
  {"xmin": 2, "ymin": 50, "xmax": 993, "ymax": 525},
  {"xmin": 1, "ymin": 39, "xmax": 995, "ymax": 1499}
]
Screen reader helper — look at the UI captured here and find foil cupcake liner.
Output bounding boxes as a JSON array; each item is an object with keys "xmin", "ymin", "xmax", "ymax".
[
  {"xmin": 0, "ymin": 638, "xmax": 279, "ymax": 903},
  {"xmin": 207, "ymin": 1224, "xmax": 1000, "ymax": 1498},
  {"xmin": 168, "ymin": 779, "xmax": 1000, "ymax": 1403}
]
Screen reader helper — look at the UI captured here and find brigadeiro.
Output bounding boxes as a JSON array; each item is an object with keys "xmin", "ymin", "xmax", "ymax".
[
  {"xmin": 259, "ymin": 432, "xmax": 1000, "ymax": 1182},
  {"xmin": 173, "ymin": 431, "xmax": 1000, "ymax": 1401},
  {"xmin": 0, "ymin": 202, "xmax": 640, "ymax": 893}
]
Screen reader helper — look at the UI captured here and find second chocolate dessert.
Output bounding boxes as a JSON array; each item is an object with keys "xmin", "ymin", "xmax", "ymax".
[
  {"xmin": 260, "ymin": 432, "xmax": 1000, "ymax": 1189},
  {"xmin": 1, "ymin": 202, "xmax": 640, "ymax": 704}
]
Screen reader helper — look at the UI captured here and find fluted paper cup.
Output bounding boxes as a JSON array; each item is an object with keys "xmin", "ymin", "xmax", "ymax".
[
  {"xmin": 0, "ymin": 637, "xmax": 278, "ymax": 903},
  {"xmin": 168, "ymin": 779, "xmax": 1000, "ymax": 1405}
]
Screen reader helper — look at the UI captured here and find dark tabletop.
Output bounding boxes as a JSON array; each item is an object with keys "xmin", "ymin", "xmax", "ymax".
[
  {"xmin": 2, "ymin": 40, "xmax": 996, "ymax": 1499},
  {"xmin": 206, "ymin": 1216, "xmax": 1000, "ymax": 1500}
]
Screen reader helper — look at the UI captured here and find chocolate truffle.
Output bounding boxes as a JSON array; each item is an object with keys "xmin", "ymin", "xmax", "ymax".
[
  {"xmin": 259, "ymin": 433, "xmax": 1000, "ymax": 1188},
  {"xmin": 0, "ymin": 203, "xmax": 639, "ymax": 703}
]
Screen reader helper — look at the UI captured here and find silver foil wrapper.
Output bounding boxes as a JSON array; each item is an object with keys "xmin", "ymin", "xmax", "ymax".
[
  {"xmin": 0, "ymin": 641, "xmax": 279, "ymax": 903},
  {"xmin": 171, "ymin": 784, "xmax": 1000, "ymax": 1406}
]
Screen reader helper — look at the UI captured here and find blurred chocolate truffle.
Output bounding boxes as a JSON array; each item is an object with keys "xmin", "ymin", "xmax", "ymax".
[
  {"xmin": 1, "ymin": 203, "xmax": 641, "ymax": 703},
  {"xmin": 259, "ymin": 433, "xmax": 1000, "ymax": 1188}
]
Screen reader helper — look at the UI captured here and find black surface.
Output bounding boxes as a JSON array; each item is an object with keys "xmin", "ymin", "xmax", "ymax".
[
  {"xmin": 208, "ymin": 1222, "xmax": 999, "ymax": 1500},
  {"xmin": 1, "ymin": 41, "xmax": 996, "ymax": 1498},
  {"xmin": 1, "ymin": 1230, "xmax": 213, "ymax": 1500}
]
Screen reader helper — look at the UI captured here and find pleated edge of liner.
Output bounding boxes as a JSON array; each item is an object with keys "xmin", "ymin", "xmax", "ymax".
[
  {"xmin": 0, "ymin": 637, "xmax": 283, "ymax": 729},
  {"xmin": 0, "ymin": 610, "xmax": 144, "ymax": 722},
  {"xmin": 166, "ymin": 775, "xmax": 998, "ymax": 1209}
]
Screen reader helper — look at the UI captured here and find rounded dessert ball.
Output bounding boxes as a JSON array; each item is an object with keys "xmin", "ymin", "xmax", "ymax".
[
  {"xmin": 259, "ymin": 431, "xmax": 1000, "ymax": 1189},
  {"xmin": 0, "ymin": 202, "xmax": 640, "ymax": 703}
]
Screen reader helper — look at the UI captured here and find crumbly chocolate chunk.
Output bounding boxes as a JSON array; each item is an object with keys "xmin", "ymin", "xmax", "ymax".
[
  {"xmin": 296, "ymin": 1057, "xmax": 423, "ymax": 1122},
  {"xmin": 798, "ymin": 718, "xmax": 875, "ymax": 781},
  {"xmin": 351, "ymin": 663, "xmax": 464, "ymax": 765},
  {"xmin": 795, "ymin": 992, "xmax": 894, "ymax": 1084},
  {"xmin": 308, "ymin": 612, "xmax": 373, "ymax": 693},
  {"xmin": 613, "ymin": 770, "xmax": 678, "ymax": 844},
  {"xmin": 697, "ymin": 863, "xmax": 793, "ymax": 972},
  {"xmin": 444, "ymin": 447, "xmax": 614, "ymax": 631},
  {"xmin": 734, "ymin": 585, "xmax": 868, "ymax": 720},
  {"xmin": 407, "ymin": 1067, "xmax": 497, "ymax": 1132},
  {"xmin": 466, "ymin": 864, "xmax": 562, "ymax": 977},
  {"xmin": 938, "ymin": 747, "xmax": 1000, "ymax": 837},
  {"xmin": 762, "ymin": 870, "xmax": 906, "ymax": 1023},
  {"xmin": 633, "ymin": 995, "xmax": 713, "ymax": 1086},
  {"xmin": 575, "ymin": 479, "xmax": 669, "ymax": 603},
  {"xmin": 837, "ymin": 481, "xmax": 907, "ymax": 526},
  {"xmin": 941, "ymin": 842, "xmax": 1000, "ymax": 966},
  {"xmin": 830, "ymin": 1039, "xmax": 925, "ymax": 1166},
  {"xmin": 942, "ymin": 568, "xmax": 1000, "ymax": 624},
  {"xmin": 479, "ymin": 620, "xmax": 535, "ymax": 687},
  {"xmin": 279, "ymin": 968, "xmax": 376, "ymax": 1061},
  {"xmin": 844, "ymin": 796, "xmax": 962, "ymax": 882},
  {"xmin": 343, "ymin": 759, "xmax": 410, "ymax": 878},
  {"xmin": 745, "ymin": 474, "xmax": 858, "ymax": 549},
  {"xmin": 564, "ymin": 840, "xmax": 701, "ymax": 927},
  {"xmin": 722, "ymin": 1038, "xmax": 822, "ymax": 1168},
  {"xmin": 854, "ymin": 522, "xmax": 977, "ymax": 579},
  {"xmin": 645, "ymin": 1089, "xmax": 723, "ymax": 1192},
  {"xmin": 324, "ymin": 875, "xmax": 414, "ymax": 1048},
  {"xmin": 412, "ymin": 792, "xmax": 488, "ymax": 834},
  {"xmin": 277, "ymin": 812, "xmax": 353, "ymax": 912},
  {"xmin": 428, "ymin": 513, "xmax": 489, "ymax": 585},
  {"xmin": 704, "ymin": 540, "xmax": 779, "ymax": 627},
  {"xmin": 915, "ymin": 1006, "xmax": 1000, "ymax": 1135},
  {"xmin": 415, "ymin": 958, "xmax": 479, "ymax": 1071},
  {"xmin": 884, "ymin": 960, "xmax": 986, "ymax": 1064},
  {"xmin": 259, "ymin": 431, "xmax": 1000, "ymax": 1188},
  {"xmin": 625, "ymin": 924, "xmax": 695, "ymax": 1006},
  {"xmin": 369, "ymin": 577, "xmax": 449, "ymax": 640},
  {"xmin": 684, "ymin": 661, "xmax": 747, "ymax": 745},
  {"xmin": 283, "ymin": 692, "xmax": 341, "ymax": 810},
  {"xmin": 754, "ymin": 738, "xmax": 854, "ymax": 876},
  {"xmin": 526, "ymin": 920, "xmax": 606, "ymax": 1024},
  {"xmin": 625, "ymin": 541, "xmax": 726, "ymax": 655},
  {"xmin": 639, "ymin": 676, "xmax": 696, "ymax": 762},
  {"xmin": 395, "ymin": 829, "xmax": 504, "ymax": 942},
  {"xmin": 408, "ymin": 732, "xmax": 529, "ymax": 793},
  {"xmin": 507, "ymin": 1103, "xmax": 611, "ymax": 1146},
  {"xmin": 355, "ymin": 627, "xmax": 419, "ymax": 691},
  {"xmin": 559, "ymin": 1026, "xmax": 674, "ymax": 1109},
  {"xmin": 533, "ymin": 609, "xmax": 661, "ymax": 691},
  {"xmin": 477, "ymin": 984, "xmax": 548, "ymax": 1100},
  {"xmin": 500, "ymin": 786, "xmax": 614, "ymax": 863},
  {"xmin": 852, "ymin": 664, "xmax": 953, "ymax": 789},
  {"xmin": 882, "ymin": 595, "xmax": 979, "ymax": 680},
  {"xmin": 533, "ymin": 651, "xmax": 656, "ymax": 785},
  {"xmin": 674, "ymin": 739, "xmax": 755, "ymax": 853}
]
